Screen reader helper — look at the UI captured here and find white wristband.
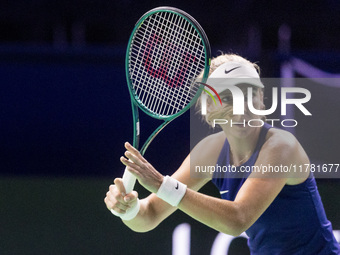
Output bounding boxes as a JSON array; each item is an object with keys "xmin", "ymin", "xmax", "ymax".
[
  {"xmin": 156, "ymin": 176, "xmax": 187, "ymax": 206},
  {"xmin": 110, "ymin": 198, "xmax": 140, "ymax": 221}
]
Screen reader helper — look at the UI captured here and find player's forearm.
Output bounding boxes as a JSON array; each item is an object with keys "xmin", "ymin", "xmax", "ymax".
[
  {"xmin": 122, "ymin": 198, "xmax": 157, "ymax": 232},
  {"xmin": 178, "ymin": 188, "xmax": 246, "ymax": 236},
  {"xmin": 122, "ymin": 195, "xmax": 176, "ymax": 232}
]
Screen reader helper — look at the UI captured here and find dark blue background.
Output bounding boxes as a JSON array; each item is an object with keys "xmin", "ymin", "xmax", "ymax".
[
  {"xmin": 0, "ymin": 46, "xmax": 194, "ymax": 176},
  {"xmin": 1, "ymin": 0, "xmax": 339, "ymax": 177}
]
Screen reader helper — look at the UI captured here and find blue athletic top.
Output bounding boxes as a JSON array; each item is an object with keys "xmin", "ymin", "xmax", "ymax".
[{"xmin": 212, "ymin": 123, "xmax": 340, "ymax": 254}]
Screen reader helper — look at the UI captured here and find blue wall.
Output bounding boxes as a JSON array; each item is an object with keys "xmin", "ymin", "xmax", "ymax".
[{"xmin": 0, "ymin": 46, "xmax": 191, "ymax": 177}]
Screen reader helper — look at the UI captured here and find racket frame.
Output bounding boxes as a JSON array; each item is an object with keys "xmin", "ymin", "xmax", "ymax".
[{"xmin": 123, "ymin": 6, "xmax": 211, "ymax": 192}]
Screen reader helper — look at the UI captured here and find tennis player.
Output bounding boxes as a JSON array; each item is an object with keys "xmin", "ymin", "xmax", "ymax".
[{"xmin": 105, "ymin": 54, "xmax": 340, "ymax": 254}]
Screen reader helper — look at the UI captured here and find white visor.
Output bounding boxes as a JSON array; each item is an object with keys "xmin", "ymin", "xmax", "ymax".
[{"xmin": 206, "ymin": 61, "xmax": 264, "ymax": 94}]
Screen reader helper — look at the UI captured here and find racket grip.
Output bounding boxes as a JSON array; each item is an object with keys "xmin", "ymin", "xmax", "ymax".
[{"xmin": 122, "ymin": 167, "xmax": 136, "ymax": 194}]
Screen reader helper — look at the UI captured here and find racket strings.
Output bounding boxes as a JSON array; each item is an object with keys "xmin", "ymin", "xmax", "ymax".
[
  {"xmin": 129, "ymin": 11, "xmax": 207, "ymax": 116},
  {"xmin": 133, "ymin": 13, "xmax": 203, "ymax": 109},
  {"xmin": 143, "ymin": 11, "xmax": 178, "ymax": 115},
  {"xmin": 148, "ymin": 12, "xmax": 194, "ymax": 115}
]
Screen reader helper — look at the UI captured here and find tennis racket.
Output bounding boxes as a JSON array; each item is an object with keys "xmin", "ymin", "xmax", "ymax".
[{"xmin": 121, "ymin": 6, "xmax": 211, "ymax": 194}]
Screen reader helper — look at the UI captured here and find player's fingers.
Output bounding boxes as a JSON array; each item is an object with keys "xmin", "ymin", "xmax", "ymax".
[
  {"xmin": 120, "ymin": 157, "xmax": 143, "ymax": 181},
  {"xmin": 105, "ymin": 197, "xmax": 129, "ymax": 214},
  {"xmin": 124, "ymin": 191, "xmax": 138, "ymax": 203},
  {"xmin": 104, "ymin": 196, "xmax": 114, "ymax": 209},
  {"xmin": 114, "ymin": 178, "xmax": 127, "ymax": 196},
  {"xmin": 124, "ymin": 151, "xmax": 143, "ymax": 166},
  {"xmin": 106, "ymin": 188, "xmax": 126, "ymax": 206},
  {"xmin": 120, "ymin": 156, "xmax": 132, "ymax": 168},
  {"xmin": 114, "ymin": 202, "xmax": 130, "ymax": 211},
  {"xmin": 120, "ymin": 157, "xmax": 139, "ymax": 172},
  {"xmin": 125, "ymin": 142, "xmax": 147, "ymax": 162},
  {"xmin": 105, "ymin": 190, "xmax": 130, "ymax": 211},
  {"xmin": 104, "ymin": 196, "xmax": 128, "ymax": 211}
]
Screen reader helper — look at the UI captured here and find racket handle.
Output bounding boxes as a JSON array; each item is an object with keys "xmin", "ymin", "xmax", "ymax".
[{"xmin": 122, "ymin": 167, "xmax": 136, "ymax": 194}]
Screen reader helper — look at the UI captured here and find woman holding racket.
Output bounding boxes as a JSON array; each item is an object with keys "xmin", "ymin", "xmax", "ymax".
[{"xmin": 105, "ymin": 54, "xmax": 340, "ymax": 254}]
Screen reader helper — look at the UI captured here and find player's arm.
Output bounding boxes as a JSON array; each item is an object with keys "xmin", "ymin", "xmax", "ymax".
[
  {"xmin": 105, "ymin": 155, "xmax": 209, "ymax": 232},
  {"xmin": 104, "ymin": 133, "xmax": 220, "ymax": 232},
  {"xmin": 121, "ymin": 130, "xmax": 309, "ymax": 236},
  {"xmin": 177, "ymin": 130, "xmax": 310, "ymax": 236}
]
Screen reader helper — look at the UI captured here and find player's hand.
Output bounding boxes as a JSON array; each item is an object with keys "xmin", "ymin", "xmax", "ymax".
[
  {"xmin": 104, "ymin": 177, "xmax": 139, "ymax": 214},
  {"xmin": 121, "ymin": 142, "xmax": 163, "ymax": 194}
]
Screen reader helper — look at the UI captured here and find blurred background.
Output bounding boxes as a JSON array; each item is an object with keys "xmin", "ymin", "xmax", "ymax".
[{"xmin": 0, "ymin": 0, "xmax": 339, "ymax": 254}]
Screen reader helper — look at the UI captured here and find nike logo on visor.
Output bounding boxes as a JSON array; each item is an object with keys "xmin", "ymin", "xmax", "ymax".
[{"xmin": 225, "ymin": 66, "xmax": 241, "ymax": 74}]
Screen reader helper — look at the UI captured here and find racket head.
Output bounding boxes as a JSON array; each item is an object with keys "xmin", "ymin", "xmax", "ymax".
[{"xmin": 126, "ymin": 6, "xmax": 211, "ymax": 121}]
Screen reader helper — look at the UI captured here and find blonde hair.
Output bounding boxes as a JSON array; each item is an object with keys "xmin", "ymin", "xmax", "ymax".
[{"xmin": 208, "ymin": 53, "xmax": 260, "ymax": 76}]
